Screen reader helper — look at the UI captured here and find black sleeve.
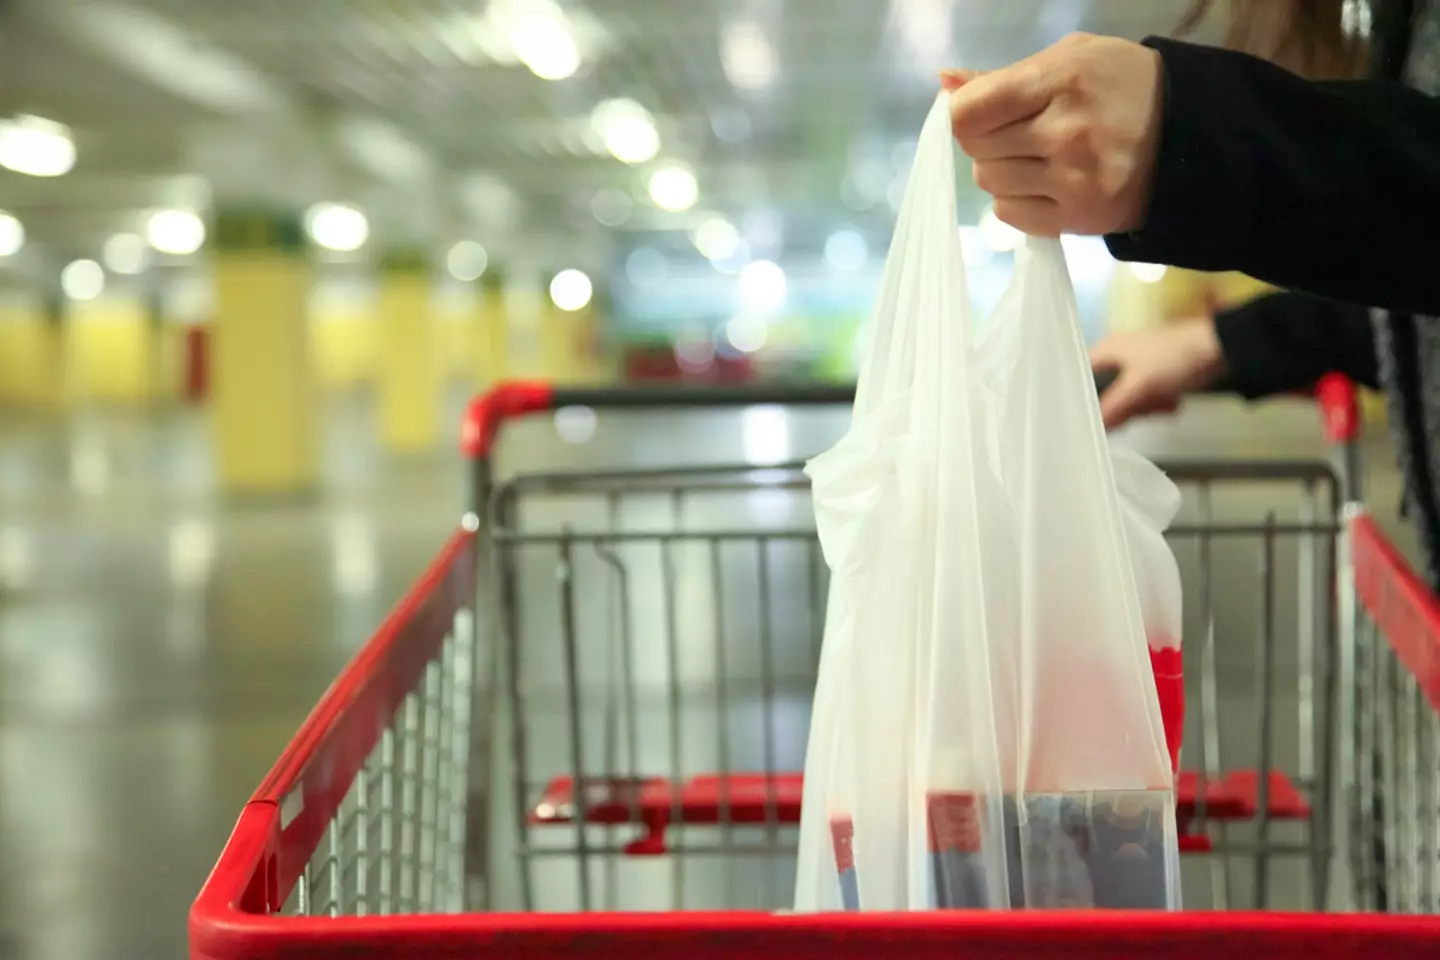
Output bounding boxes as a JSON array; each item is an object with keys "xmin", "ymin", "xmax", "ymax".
[
  {"xmin": 1211, "ymin": 291, "xmax": 1379, "ymax": 399},
  {"xmin": 1105, "ymin": 37, "xmax": 1440, "ymax": 317}
]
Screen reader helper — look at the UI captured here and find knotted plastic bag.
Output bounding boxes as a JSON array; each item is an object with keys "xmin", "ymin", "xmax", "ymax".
[{"xmin": 794, "ymin": 93, "xmax": 1182, "ymax": 913}]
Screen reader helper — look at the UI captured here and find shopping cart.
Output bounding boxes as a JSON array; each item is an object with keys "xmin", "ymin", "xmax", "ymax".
[{"xmin": 190, "ymin": 378, "xmax": 1440, "ymax": 959}]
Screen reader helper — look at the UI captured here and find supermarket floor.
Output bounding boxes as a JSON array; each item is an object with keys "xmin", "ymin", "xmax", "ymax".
[{"xmin": 0, "ymin": 391, "xmax": 1411, "ymax": 959}]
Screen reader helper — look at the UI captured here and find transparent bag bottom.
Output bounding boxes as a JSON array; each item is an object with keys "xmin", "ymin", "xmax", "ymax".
[{"xmin": 832, "ymin": 789, "xmax": 1178, "ymax": 911}]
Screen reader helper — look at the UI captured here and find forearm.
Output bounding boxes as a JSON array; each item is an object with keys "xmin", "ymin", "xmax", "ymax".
[
  {"xmin": 1211, "ymin": 292, "xmax": 1379, "ymax": 399},
  {"xmin": 1107, "ymin": 38, "xmax": 1440, "ymax": 316}
]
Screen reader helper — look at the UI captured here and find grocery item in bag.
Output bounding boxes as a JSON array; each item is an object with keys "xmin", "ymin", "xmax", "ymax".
[
  {"xmin": 1112, "ymin": 441, "xmax": 1186, "ymax": 774},
  {"xmin": 793, "ymin": 92, "xmax": 1181, "ymax": 914}
]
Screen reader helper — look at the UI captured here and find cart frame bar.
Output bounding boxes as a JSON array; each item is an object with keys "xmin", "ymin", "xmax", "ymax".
[{"xmin": 191, "ymin": 377, "xmax": 1440, "ymax": 959}]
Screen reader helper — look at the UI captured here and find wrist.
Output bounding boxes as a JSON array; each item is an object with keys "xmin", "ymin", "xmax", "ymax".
[{"xmin": 1177, "ymin": 315, "xmax": 1226, "ymax": 388}]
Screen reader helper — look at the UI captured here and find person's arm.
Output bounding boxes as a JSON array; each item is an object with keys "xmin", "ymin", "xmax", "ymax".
[
  {"xmin": 1106, "ymin": 37, "xmax": 1440, "ymax": 316},
  {"xmin": 1211, "ymin": 292, "xmax": 1379, "ymax": 398}
]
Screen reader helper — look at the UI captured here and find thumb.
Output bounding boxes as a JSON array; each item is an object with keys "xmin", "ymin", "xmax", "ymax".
[
  {"xmin": 1088, "ymin": 337, "xmax": 1123, "ymax": 371},
  {"xmin": 1098, "ymin": 373, "xmax": 1151, "ymax": 431},
  {"xmin": 939, "ymin": 68, "xmax": 982, "ymax": 91}
]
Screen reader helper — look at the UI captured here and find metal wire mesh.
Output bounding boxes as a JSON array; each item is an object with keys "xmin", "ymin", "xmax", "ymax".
[
  {"xmin": 1349, "ymin": 609, "xmax": 1440, "ymax": 914},
  {"xmin": 489, "ymin": 459, "xmax": 1344, "ymax": 913},
  {"xmin": 284, "ymin": 610, "xmax": 477, "ymax": 918}
]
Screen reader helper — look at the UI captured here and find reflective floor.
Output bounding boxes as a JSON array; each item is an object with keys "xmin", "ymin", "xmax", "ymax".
[{"xmin": 0, "ymin": 391, "xmax": 1409, "ymax": 958}]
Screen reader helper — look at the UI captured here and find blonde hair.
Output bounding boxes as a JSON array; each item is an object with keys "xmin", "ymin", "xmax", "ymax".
[{"xmin": 1179, "ymin": 0, "xmax": 1368, "ymax": 78}]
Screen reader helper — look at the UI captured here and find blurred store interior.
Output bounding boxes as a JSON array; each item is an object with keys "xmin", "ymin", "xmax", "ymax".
[{"xmin": 0, "ymin": 1, "xmax": 1405, "ymax": 958}]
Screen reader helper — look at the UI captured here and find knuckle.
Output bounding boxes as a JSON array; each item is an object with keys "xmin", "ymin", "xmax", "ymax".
[
  {"xmin": 994, "ymin": 199, "xmax": 1038, "ymax": 233},
  {"xmin": 1052, "ymin": 166, "xmax": 1086, "ymax": 204},
  {"xmin": 948, "ymin": 95, "xmax": 969, "ymax": 135},
  {"xmin": 1095, "ymin": 153, "xmax": 1133, "ymax": 201},
  {"xmin": 972, "ymin": 162, "xmax": 994, "ymax": 192},
  {"xmin": 1042, "ymin": 117, "xmax": 1087, "ymax": 157}
]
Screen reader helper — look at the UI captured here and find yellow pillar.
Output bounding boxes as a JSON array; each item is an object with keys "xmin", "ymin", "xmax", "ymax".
[
  {"xmin": 377, "ymin": 250, "xmax": 439, "ymax": 453},
  {"xmin": 503, "ymin": 272, "xmax": 546, "ymax": 377},
  {"xmin": 578, "ymin": 280, "xmax": 611, "ymax": 383},
  {"xmin": 541, "ymin": 269, "xmax": 603, "ymax": 384},
  {"xmin": 540, "ymin": 305, "xmax": 569, "ymax": 383},
  {"xmin": 1106, "ymin": 267, "xmax": 1160, "ymax": 336},
  {"xmin": 472, "ymin": 268, "xmax": 509, "ymax": 388},
  {"xmin": 211, "ymin": 210, "xmax": 319, "ymax": 495},
  {"xmin": 63, "ymin": 294, "xmax": 156, "ymax": 405},
  {"xmin": 308, "ymin": 279, "xmax": 379, "ymax": 394},
  {"xmin": 0, "ymin": 293, "xmax": 62, "ymax": 410}
]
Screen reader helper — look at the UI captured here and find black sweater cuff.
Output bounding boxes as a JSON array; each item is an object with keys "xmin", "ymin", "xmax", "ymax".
[
  {"xmin": 1105, "ymin": 37, "xmax": 1255, "ymax": 269},
  {"xmin": 1212, "ymin": 298, "xmax": 1287, "ymax": 400}
]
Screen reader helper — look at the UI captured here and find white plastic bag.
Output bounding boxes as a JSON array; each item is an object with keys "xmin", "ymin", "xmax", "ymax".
[{"xmin": 794, "ymin": 93, "xmax": 1182, "ymax": 913}]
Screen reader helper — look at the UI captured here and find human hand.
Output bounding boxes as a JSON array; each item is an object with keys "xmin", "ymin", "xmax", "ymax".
[
  {"xmin": 942, "ymin": 33, "xmax": 1164, "ymax": 236},
  {"xmin": 1088, "ymin": 317, "xmax": 1226, "ymax": 429}
]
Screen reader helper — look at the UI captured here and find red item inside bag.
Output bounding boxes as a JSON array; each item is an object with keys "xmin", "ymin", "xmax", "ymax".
[{"xmin": 1148, "ymin": 644, "xmax": 1184, "ymax": 774}]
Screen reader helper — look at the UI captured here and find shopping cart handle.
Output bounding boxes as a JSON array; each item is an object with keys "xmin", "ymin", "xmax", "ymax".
[
  {"xmin": 461, "ymin": 381, "xmax": 855, "ymax": 459},
  {"xmin": 462, "ymin": 373, "xmax": 1132, "ymax": 459},
  {"xmin": 1315, "ymin": 373, "xmax": 1359, "ymax": 445},
  {"xmin": 461, "ymin": 381, "xmax": 556, "ymax": 459}
]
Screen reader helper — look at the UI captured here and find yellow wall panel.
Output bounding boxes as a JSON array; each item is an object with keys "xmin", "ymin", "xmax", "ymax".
[
  {"xmin": 0, "ymin": 305, "xmax": 61, "ymax": 409},
  {"xmin": 309, "ymin": 307, "xmax": 379, "ymax": 391},
  {"xmin": 212, "ymin": 253, "xmax": 317, "ymax": 493},
  {"xmin": 63, "ymin": 299, "xmax": 155, "ymax": 403},
  {"xmin": 377, "ymin": 270, "xmax": 438, "ymax": 452}
]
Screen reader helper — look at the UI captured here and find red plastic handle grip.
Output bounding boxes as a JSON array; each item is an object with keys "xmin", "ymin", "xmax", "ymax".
[
  {"xmin": 1315, "ymin": 373, "xmax": 1359, "ymax": 445},
  {"xmin": 460, "ymin": 381, "xmax": 555, "ymax": 459}
]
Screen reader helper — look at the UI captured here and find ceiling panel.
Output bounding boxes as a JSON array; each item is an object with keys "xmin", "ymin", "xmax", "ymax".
[{"xmin": 0, "ymin": 0, "xmax": 1212, "ymax": 271}]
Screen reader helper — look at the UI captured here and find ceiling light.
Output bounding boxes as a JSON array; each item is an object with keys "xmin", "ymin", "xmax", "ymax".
[
  {"xmin": 103, "ymin": 233, "xmax": 149, "ymax": 275},
  {"xmin": 554, "ymin": 405, "xmax": 597, "ymax": 444},
  {"xmin": 446, "ymin": 240, "xmax": 489, "ymax": 281},
  {"xmin": 647, "ymin": 164, "xmax": 698, "ymax": 212},
  {"xmin": 824, "ymin": 229, "xmax": 867, "ymax": 272},
  {"xmin": 894, "ymin": 0, "xmax": 954, "ymax": 68},
  {"xmin": 549, "ymin": 268, "xmax": 593, "ymax": 311},
  {"xmin": 710, "ymin": 107, "xmax": 752, "ymax": 142},
  {"xmin": 1130, "ymin": 262, "xmax": 1168, "ymax": 284},
  {"xmin": 146, "ymin": 210, "xmax": 206, "ymax": 256},
  {"xmin": 0, "ymin": 212, "xmax": 23, "ymax": 258},
  {"xmin": 737, "ymin": 259, "xmax": 786, "ymax": 314},
  {"xmin": 591, "ymin": 187, "xmax": 633, "ymax": 226},
  {"xmin": 712, "ymin": 239, "xmax": 752, "ymax": 275},
  {"xmin": 335, "ymin": 115, "xmax": 433, "ymax": 183},
  {"xmin": 692, "ymin": 216, "xmax": 740, "ymax": 261},
  {"xmin": 305, "ymin": 203, "xmax": 369, "ymax": 252},
  {"xmin": 591, "ymin": 99, "xmax": 659, "ymax": 164},
  {"xmin": 721, "ymin": 21, "xmax": 778, "ymax": 91},
  {"xmin": 0, "ymin": 114, "xmax": 76, "ymax": 178},
  {"xmin": 675, "ymin": 321, "xmax": 716, "ymax": 373},
  {"xmin": 725, "ymin": 314, "xmax": 768, "ymax": 353},
  {"xmin": 61, "ymin": 259, "xmax": 105, "ymax": 302},
  {"xmin": 1062, "ymin": 235, "xmax": 1116, "ymax": 286},
  {"xmin": 509, "ymin": 1, "xmax": 580, "ymax": 80}
]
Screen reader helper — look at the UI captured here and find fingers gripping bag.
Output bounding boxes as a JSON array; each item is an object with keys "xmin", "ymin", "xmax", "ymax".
[{"xmin": 793, "ymin": 93, "xmax": 1182, "ymax": 913}]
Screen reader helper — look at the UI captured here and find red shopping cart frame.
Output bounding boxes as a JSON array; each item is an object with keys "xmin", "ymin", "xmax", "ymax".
[{"xmin": 192, "ymin": 377, "xmax": 1440, "ymax": 959}]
